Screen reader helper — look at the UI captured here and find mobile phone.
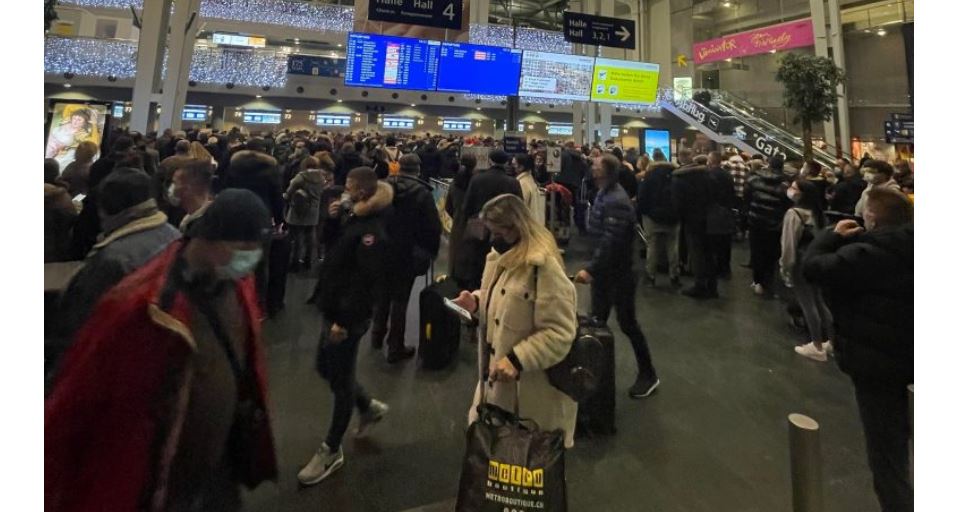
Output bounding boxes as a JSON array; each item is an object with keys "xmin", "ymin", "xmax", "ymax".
[{"xmin": 444, "ymin": 297, "xmax": 474, "ymax": 324}]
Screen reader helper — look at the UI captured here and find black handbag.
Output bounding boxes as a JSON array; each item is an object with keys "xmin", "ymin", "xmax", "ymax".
[{"xmin": 455, "ymin": 382, "xmax": 567, "ymax": 512}]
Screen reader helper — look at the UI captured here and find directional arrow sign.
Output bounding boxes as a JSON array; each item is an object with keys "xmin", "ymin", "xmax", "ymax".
[{"xmin": 563, "ymin": 11, "xmax": 636, "ymax": 50}]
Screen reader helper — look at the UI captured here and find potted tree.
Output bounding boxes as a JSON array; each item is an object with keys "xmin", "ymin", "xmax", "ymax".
[{"xmin": 775, "ymin": 52, "xmax": 846, "ymax": 163}]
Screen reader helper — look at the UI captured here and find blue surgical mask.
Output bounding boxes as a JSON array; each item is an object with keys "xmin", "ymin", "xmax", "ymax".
[{"xmin": 217, "ymin": 248, "xmax": 263, "ymax": 281}]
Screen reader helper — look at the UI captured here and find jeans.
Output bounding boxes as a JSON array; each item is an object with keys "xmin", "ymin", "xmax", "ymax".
[
  {"xmin": 317, "ymin": 321, "xmax": 372, "ymax": 450},
  {"xmin": 289, "ymin": 225, "xmax": 317, "ymax": 265},
  {"xmin": 854, "ymin": 382, "xmax": 914, "ymax": 511},
  {"xmin": 371, "ymin": 272, "xmax": 417, "ymax": 352},
  {"xmin": 685, "ymin": 230, "xmax": 716, "ymax": 292},
  {"xmin": 749, "ymin": 228, "xmax": 782, "ymax": 291},
  {"xmin": 791, "ymin": 270, "xmax": 835, "ymax": 343},
  {"xmin": 592, "ymin": 273, "xmax": 657, "ymax": 379},
  {"xmin": 644, "ymin": 218, "xmax": 680, "ymax": 280}
]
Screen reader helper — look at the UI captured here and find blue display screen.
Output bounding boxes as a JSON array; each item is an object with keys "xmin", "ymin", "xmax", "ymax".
[
  {"xmin": 344, "ymin": 32, "xmax": 441, "ymax": 91},
  {"xmin": 182, "ymin": 105, "xmax": 208, "ymax": 121},
  {"xmin": 436, "ymin": 42, "xmax": 523, "ymax": 95},
  {"xmin": 643, "ymin": 129, "xmax": 671, "ymax": 161}
]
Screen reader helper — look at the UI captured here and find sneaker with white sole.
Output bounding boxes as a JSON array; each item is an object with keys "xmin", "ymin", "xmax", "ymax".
[
  {"xmin": 794, "ymin": 343, "xmax": 827, "ymax": 362},
  {"xmin": 297, "ymin": 443, "xmax": 344, "ymax": 486},
  {"xmin": 822, "ymin": 340, "xmax": 834, "ymax": 356},
  {"xmin": 355, "ymin": 399, "xmax": 389, "ymax": 438},
  {"xmin": 751, "ymin": 283, "xmax": 765, "ymax": 296}
]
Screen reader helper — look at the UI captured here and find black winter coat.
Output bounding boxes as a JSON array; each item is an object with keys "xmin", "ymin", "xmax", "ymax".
[
  {"xmin": 707, "ymin": 167, "xmax": 737, "ymax": 235},
  {"xmin": 224, "ymin": 150, "xmax": 285, "ymax": 225},
  {"xmin": 671, "ymin": 164, "xmax": 713, "ymax": 232},
  {"xmin": 315, "ymin": 181, "xmax": 394, "ymax": 327},
  {"xmin": 637, "ymin": 163, "xmax": 678, "ymax": 225},
  {"xmin": 555, "ymin": 149, "xmax": 587, "ymax": 189},
  {"xmin": 830, "ymin": 175, "xmax": 867, "ymax": 215},
  {"xmin": 586, "ymin": 183, "xmax": 637, "ymax": 277},
  {"xmin": 745, "ymin": 169, "xmax": 792, "ymax": 232},
  {"xmin": 334, "ymin": 151, "xmax": 364, "ymax": 186},
  {"xmin": 385, "ymin": 174, "xmax": 443, "ymax": 275},
  {"xmin": 802, "ymin": 225, "xmax": 913, "ymax": 389},
  {"xmin": 454, "ymin": 166, "xmax": 522, "ymax": 287}
]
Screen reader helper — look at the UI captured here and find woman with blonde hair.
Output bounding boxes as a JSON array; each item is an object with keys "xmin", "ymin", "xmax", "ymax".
[
  {"xmin": 188, "ymin": 141, "xmax": 217, "ymax": 168},
  {"xmin": 635, "ymin": 154, "xmax": 652, "ymax": 181},
  {"xmin": 452, "ymin": 193, "xmax": 579, "ymax": 447}
]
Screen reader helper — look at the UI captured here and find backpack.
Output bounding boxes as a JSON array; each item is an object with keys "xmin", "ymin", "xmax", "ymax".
[
  {"xmin": 290, "ymin": 188, "xmax": 310, "ymax": 216},
  {"xmin": 387, "ymin": 148, "xmax": 401, "ymax": 176}
]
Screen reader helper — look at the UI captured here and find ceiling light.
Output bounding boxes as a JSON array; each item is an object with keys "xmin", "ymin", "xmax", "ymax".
[
  {"xmin": 63, "ymin": 83, "xmax": 71, "ymax": 88},
  {"xmin": 769, "ymin": 49, "xmax": 777, "ymax": 54},
  {"xmin": 294, "ymin": 38, "xmax": 300, "ymax": 44},
  {"xmin": 337, "ymin": 99, "xmax": 343, "ymax": 103},
  {"xmin": 476, "ymin": 107, "xmax": 481, "ymax": 111},
  {"xmin": 726, "ymin": 58, "xmax": 733, "ymax": 62},
  {"xmin": 410, "ymin": 103, "xmax": 416, "ymax": 107},
  {"xmin": 722, "ymin": 1, "xmax": 732, "ymax": 7},
  {"xmin": 338, "ymin": 44, "xmax": 343, "ymax": 47},
  {"xmin": 255, "ymin": 94, "xmax": 262, "ymax": 98},
  {"xmin": 876, "ymin": 28, "xmax": 887, "ymax": 36}
]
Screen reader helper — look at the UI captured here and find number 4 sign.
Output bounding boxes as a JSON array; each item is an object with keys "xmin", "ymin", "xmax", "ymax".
[{"xmin": 367, "ymin": 0, "xmax": 465, "ymax": 31}]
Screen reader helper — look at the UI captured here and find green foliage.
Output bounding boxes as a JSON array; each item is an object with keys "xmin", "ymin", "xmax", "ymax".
[
  {"xmin": 45, "ymin": 0, "xmax": 59, "ymax": 31},
  {"xmin": 775, "ymin": 52, "xmax": 846, "ymax": 126}
]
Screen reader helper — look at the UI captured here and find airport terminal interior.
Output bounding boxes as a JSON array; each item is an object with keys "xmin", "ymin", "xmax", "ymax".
[{"xmin": 43, "ymin": 0, "xmax": 915, "ymax": 511}]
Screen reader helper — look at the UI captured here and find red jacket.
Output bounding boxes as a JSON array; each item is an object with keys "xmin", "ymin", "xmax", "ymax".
[{"xmin": 45, "ymin": 241, "xmax": 277, "ymax": 511}]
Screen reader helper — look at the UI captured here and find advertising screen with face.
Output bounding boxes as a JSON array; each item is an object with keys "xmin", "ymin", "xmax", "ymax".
[{"xmin": 45, "ymin": 103, "xmax": 108, "ymax": 169}]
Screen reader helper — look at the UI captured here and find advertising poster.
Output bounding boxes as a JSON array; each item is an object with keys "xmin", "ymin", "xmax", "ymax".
[
  {"xmin": 643, "ymin": 129, "xmax": 671, "ymax": 161},
  {"xmin": 45, "ymin": 102, "xmax": 108, "ymax": 170},
  {"xmin": 590, "ymin": 58, "xmax": 660, "ymax": 105},
  {"xmin": 692, "ymin": 18, "xmax": 814, "ymax": 65}
]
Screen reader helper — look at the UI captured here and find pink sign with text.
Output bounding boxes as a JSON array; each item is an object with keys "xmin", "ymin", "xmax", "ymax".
[{"xmin": 693, "ymin": 18, "xmax": 815, "ymax": 65}]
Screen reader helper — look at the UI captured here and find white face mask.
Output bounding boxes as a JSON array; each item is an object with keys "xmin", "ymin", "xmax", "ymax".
[
  {"xmin": 786, "ymin": 188, "xmax": 800, "ymax": 202},
  {"xmin": 216, "ymin": 248, "xmax": 263, "ymax": 281},
  {"xmin": 167, "ymin": 183, "xmax": 181, "ymax": 207}
]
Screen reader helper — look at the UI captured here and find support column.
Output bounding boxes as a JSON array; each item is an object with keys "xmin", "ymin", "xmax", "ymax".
[
  {"xmin": 590, "ymin": 0, "xmax": 613, "ymax": 144},
  {"xmin": 647, "ymin": 0, "xmax": 672, "ymax": 88},
  {"xmin": 130, "ymin": 0, "xmax": 172, "ymax": 134},
  {"xmin": 810, "ymin": 0, "xmax": 837, "ymax": 148},
  {"xmin": 505, "ymin": 96, "xmax": 519, "ymax": 135},
  {"xmin": 158, "ymin": 0, "xmax": 201, "ymax": 132},
  {"xmin": 827, "ymin": 0, "xmax": 850, "ymax": 156}
]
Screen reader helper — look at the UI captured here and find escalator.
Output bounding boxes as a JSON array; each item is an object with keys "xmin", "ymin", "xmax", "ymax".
[{"xmin": 657, "ymin": 88, "xmax": 840, "ymax": 168}]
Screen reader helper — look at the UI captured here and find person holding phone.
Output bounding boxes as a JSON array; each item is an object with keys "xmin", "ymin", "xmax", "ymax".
[{"xmin": 452, "ymin": 194, "xmax": 578, "ymax": 448}]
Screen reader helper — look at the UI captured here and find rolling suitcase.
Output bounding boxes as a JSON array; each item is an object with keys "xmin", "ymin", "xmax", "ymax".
[
  {"xmin": 572, "ymin": 282, "xmax": 617, "ymax": 436},
  {"xmin": 418, "ymin": 277, "xmax": 462, "ymax": 370},
  {"xmin": 266, "ymin": 229, "xmax": 290, "ymax": 317}
]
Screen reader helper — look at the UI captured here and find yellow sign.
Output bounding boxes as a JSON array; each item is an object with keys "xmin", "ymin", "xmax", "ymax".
[
  {"xmin": 676, "ymin": 54, "xmax": 688, "ymax": 67},
  {"xmin": 488, "ymin": 461, "xmax": 544, "ymax": 488},
  {"xmin": 590, "ymin": 57, "xmax": 661, "ymax": 105}
]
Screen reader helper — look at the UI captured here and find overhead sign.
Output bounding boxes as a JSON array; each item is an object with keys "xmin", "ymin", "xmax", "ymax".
[
  {"xmin": 692, "ymin": 18, "xmax": 814, "ymax": 65},
  {"xmin": 503, "ymin": 132, "xmax": 527, "ymax": 154},
  {"xmin": 548, "ymin": 146, "xmax": 562, "ymax": 173},
  {"xmin": 367, "ymin": 0, "xmax": 463, "ymax": 31},
  {"xmin": 562, "ymin": 11, "xmax": 636, "ymax": 50},
  {"xmin": 212, "ymin": 33, "xmax": 266, "ymax": 48},
  {"xmin": 885, "ymin": 113, "xmax": 914, "ymax": 144},
  {"xmin": 287, "ymin": 55, "xmax": 345, "ymax": 77}
]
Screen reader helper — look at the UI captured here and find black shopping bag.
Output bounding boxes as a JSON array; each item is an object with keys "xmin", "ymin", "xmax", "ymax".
[{"xmin": 455, "ymin": 397, "xmax": 567, "ymax": 512}]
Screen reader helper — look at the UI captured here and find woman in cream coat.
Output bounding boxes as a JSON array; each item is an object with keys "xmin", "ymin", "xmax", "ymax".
[{"xmin": 453, "ymin": 194, "xmax": 579, "ymax": 447}]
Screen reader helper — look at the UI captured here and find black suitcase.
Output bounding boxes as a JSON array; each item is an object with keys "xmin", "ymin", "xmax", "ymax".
[
  {"xmin": 575, "ymin": 318, "xmax": 617, "ymax": 437},
  {"xmin": 266, "ymin": 232, "xmax": 290, "ymax": 316},
  {"xmin": 418, "ymin": 278, "xmax": 462, "ymax": 370}
]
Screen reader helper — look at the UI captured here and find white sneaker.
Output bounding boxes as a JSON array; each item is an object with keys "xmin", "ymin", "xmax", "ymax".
[
  {"xmin": 355, "ymin": 399, "xmax": 389, "ymax": 438},
  {"xmin": 794, "ymin": 343, "xmax": 828, "ymax": 362},
  {"xmin": 751, "ymin": 283, "xmax": 765, "ymax": 296},
  {"xmin": 297, "ymin": 442, "xmax": 344, "ymax": 486},
  {"xmin": 822, "ymin": 340, "xmax": 834, "ymax": 356}
]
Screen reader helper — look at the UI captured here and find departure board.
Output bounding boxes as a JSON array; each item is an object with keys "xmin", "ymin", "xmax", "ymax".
[
  {"xmin": 344, "ymin": 32, "xmax": 441, "ymax": 91},
  {"xmin": 436, "ymin": 42, "xmax": 523, "ymax": 95}
]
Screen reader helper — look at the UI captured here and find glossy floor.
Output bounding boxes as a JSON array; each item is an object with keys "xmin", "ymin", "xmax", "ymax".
[{"xmin": 247, "ymin": 241, "xmax": 880, "ymax": 512}]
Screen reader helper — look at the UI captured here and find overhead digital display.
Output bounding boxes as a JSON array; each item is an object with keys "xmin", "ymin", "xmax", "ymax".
[
  {"xmin": 344, "ymin": 32, "xmax": 441, "ymax": 91},
  {"xmin": 382, "ymin": 117, "xmax": 416, "ymax": 130},
  {"xmin": 590, "ymin": 57, "xmax": 660, "ymax": 105},
  {"xmin": 643, "ymin": 129, "xmax": 671, "ymax": 161},
  {"xmin": 243, "ymin": 111, "xmax": 281, "ymax": 124},
  {"xmin": 436, "ymin": 42, "xmax": 523, "ymax": 96},
  {"xmin": 519, "ymin": 51, "xmax": 595, "ymax": 101},
  {"xmin": 182, "ymin": 105, "xmax": 208, "ymax": 122},
  {"xmin": 212, "ymin": 33, "xmax": 266, "ymax": 48},
  {"xmin": 112, "ymin": 103, "xmax": 124, "ymax": 119},
  {"xmin": 316, "ymin": 114, "xmax": 351, "ymax": 127},
  {"xmin": 548, "ymin": 124, "xmax": 573, "ymax": 136},
  {"xmin": 442, "ymin": 118, "xmax": 472, "ymax": 131}
]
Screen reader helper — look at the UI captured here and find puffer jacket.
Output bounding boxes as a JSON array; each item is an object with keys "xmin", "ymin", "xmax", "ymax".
[
  {"xmin": 315, "ymin": 181, "xmax": 394, "ymax": 327},
  {"xmin": 586, "ymin": 182, "xmax": 637, "ymax": 278},
  {"xmin": 745, "ymin": 168, "xmax": 792, "ymax": 232},
  {"xmin": 284, "ymin": 169, "xmax": 327, "ymax": 226},
  {"xmin": 224, "ymin": 150, "xmax": 285, "ymax": 224},
  {"xmin": 802, "ymin": 224, "xmax": 913, "ymax": 389},
  {"xmin": 636, "ymin": 163, "xmax": 678, "ymax": 225}
]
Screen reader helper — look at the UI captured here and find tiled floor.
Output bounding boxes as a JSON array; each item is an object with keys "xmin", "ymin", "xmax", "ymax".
[{"xmin": 246, "ymin": 240, "xmax": 881, "ymax": 511}]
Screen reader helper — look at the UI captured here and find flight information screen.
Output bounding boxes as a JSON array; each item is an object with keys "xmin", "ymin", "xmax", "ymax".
[
  {"xmin": 519, "ymin": 51, "xmax": 595, "ymax": 101},
  {"xmin": 243, "ymin": 111, "xmax": 281, "ymax": 124},
  {"xmin": 344, "ymin": 32, "xmax": 441, "ymax": 91},
  {"xmin": 436, "ymin": 42, "xmax": 523, "ymax": 96}
]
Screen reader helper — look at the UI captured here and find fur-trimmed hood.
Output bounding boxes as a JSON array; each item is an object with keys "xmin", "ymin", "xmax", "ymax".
[
  {"xmin": 229, "ymin": 150, "xmax": 278, "ymax": 176},
  {"xmin": 352, "ymin": 180, "xmax": 394, "ymax": 217}
]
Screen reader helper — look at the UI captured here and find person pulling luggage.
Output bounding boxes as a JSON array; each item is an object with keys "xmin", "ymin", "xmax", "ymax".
[{"xmin": 574, "ymin": 154, "xmax": 661, "ymax": 399}]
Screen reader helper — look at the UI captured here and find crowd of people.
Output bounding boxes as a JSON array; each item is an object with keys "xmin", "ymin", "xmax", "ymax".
[{"xmin": 44, "ymin": 124, "xmax": 913, "ymax": 511}]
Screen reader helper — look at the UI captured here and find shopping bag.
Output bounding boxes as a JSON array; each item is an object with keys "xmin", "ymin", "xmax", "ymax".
[{"xmin": 455, "ymin": 388, "xmax": 567, "ymax": 512}]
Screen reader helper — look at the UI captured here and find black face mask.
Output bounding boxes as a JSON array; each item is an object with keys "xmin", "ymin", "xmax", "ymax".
[{"xmin": 491, "ymin": 236, "xmax": 517, "ymax": 254}]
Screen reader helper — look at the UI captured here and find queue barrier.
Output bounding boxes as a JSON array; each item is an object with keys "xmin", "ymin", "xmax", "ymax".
[{"xmin": 789, "ymin": 413, "xmax": 824, "ymax": 512}]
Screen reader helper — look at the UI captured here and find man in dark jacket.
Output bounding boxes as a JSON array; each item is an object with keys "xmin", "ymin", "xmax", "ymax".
[
  {"xmin": 555, "ymin": 142, "xmax": 591, "ymax": 233},
  {"xmin": 744, "ymin": 154, "xmax": 792, "ymax": 296},
  {"xmin": 455, "ymin": 150, "xmax": 523, "ymax": 289},
  {"xmin": 418, "ymin": 141, "xmax": 442, "ymax": 181},
  {"xmin": 301, "ymin": 167, "xmax": 393, "ymax": 486},
  {"xmin": 372, "ymin": 154, "xmax": 443, "ymax": 363},
  {"xmin": 54, "ymin": 168, "xmax": 181, "ymax": 372},
  {"xmin": 802, "ymin": 188, "xmax": 913, "ymax": 511},
  {"xmin": 830, "ymin": 163, "xmax": 867, "ymax": 215},
  {"xmin": 576, "ymin": 154, "xmax": 660, "ymax": 399},
  {"xmin": 707, "ymin": 151, "xmax": 737, "ymax": 279},
  {"xmin": 637, "ymin": 162, "xmax": 680, "ymax": 287},
  {"xmin": 672, "ymin": 157, "xmax": 717, "ymax": 298}
]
